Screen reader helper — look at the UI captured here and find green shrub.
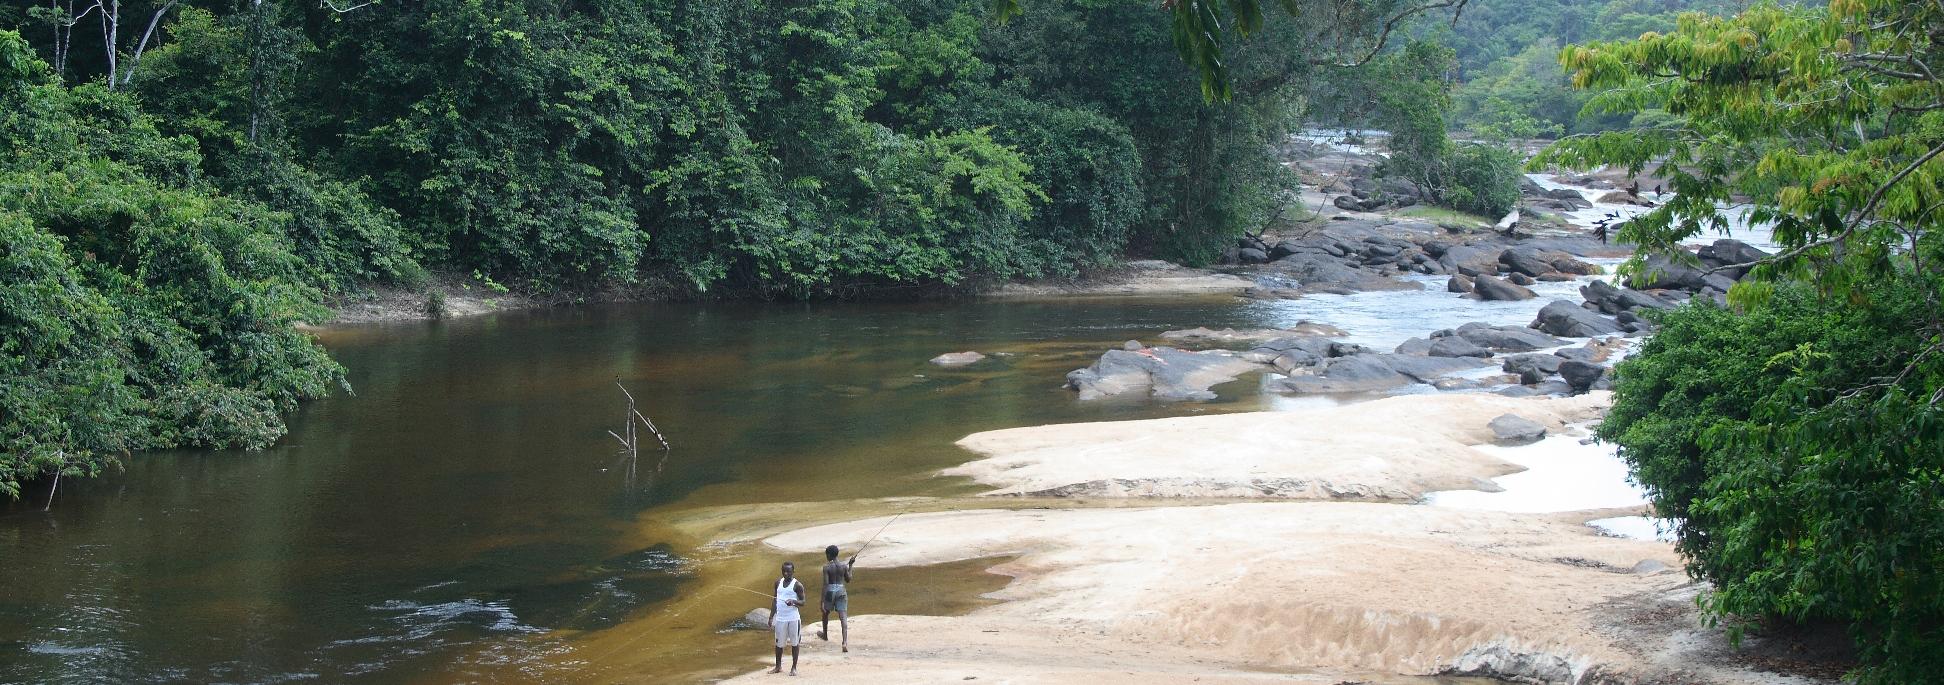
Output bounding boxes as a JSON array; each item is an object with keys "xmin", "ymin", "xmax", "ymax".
[{"xmin": 1600, "ymin": 276, "xmax": 1944, "ymax": 682}]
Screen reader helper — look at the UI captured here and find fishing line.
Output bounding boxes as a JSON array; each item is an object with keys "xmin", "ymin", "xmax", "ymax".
[{"xmin": 853, "ymin": 508, "xmax": 906, "ymax": 559}]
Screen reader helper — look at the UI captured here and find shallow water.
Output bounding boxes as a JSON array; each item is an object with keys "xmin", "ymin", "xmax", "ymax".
[{"xmin": 0, "ymin": 298, "xmax": 1370, "ymax": 684}]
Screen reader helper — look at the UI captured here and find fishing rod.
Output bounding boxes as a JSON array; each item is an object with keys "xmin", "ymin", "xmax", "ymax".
[{"xmin": 852, "ymin": 508, "xmax": 906, "ymax": 561}]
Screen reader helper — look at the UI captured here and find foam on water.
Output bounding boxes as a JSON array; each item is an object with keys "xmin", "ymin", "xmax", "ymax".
[
  {"xmin": 1525, "ymin": 173, "xmax": 1781, "ymax": 252},
  {"xmin": 1243, "ymin": 269, "xmax": 1624, "ymax": 352}
]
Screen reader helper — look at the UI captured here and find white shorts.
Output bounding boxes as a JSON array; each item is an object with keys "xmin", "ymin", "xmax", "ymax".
[{"xmin": 773, "ymin": 619, "xmax": 802, "ymax": 647}]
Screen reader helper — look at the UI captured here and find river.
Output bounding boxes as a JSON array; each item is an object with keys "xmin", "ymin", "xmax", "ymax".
[{"xmin": 4, "ymin": 296, "xmax": 1404, "ymax": 684}]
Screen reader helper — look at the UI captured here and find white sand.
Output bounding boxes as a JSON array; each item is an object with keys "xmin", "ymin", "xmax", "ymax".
[
  {"xmin": 741, "ymin": 503, "xmax": 1688, "ymax": 684},
  {"xmin": 948, "ymin": 393, "xmax": 1613, "ymax": 500}
]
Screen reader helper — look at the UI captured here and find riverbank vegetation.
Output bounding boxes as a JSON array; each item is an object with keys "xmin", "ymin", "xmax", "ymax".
[{"xmin": 1543, "ymin": 1, "xmax": 1944, "ymax": 680}]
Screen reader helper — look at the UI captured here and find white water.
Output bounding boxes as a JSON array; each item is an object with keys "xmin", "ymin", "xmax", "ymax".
[{"xmin": 1525, "ymin": 173, "xmax": 1782, "ymax": 252}]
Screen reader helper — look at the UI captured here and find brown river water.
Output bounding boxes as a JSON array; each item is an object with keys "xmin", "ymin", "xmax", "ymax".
[{"xmin": 4, "ymin": 297, "xmax": 1373, "ymax": 684}]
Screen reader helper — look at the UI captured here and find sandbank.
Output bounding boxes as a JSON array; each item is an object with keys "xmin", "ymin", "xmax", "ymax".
[{"xmin": 947, "ymin": 392, "xmax": 1613, "ymax": 500}]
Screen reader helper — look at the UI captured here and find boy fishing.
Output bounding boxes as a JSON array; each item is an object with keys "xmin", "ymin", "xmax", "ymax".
[
  {"xmin": 766, "ymin": 562, "xmax": 806, "ymax": 675},
  {"xmin": 818, "ymin": 545, "xmax": 854, "ymax": 651}
]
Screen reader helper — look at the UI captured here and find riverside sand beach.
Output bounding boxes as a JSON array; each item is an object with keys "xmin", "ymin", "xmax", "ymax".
[{"xmin": 708, "ymin": 394, "xmax": 1806, "ymax": 685}]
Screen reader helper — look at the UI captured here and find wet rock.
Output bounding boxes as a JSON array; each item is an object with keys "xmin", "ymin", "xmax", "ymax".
[
  {"xmin": 1535, "ymin": 272, "xmax": 1576, "ymax": 282},
  {"xmin": 1489, "ymin": 414, "xmax": 1547, "ymax": 443},
  {"xmin": 1697, "ymin": 237, "xmax": 1770, "ymax": 270},
  {"xmin": 1432, "ymin": 378, "xmax": 1474, "ymax": 390},
  {"xmin": 1502, "ymin": 353, "xmax": 1563, "ymax": 385},
  {"xmin": 1532, "ymin": 380, "xmax": 1576, "ymax": 395},
  {"xmin": 1472, "ymin": 275, "xmax": 1537, "ymax": 301},
  {"xmin": 1428, "ymin": 336, "xmax": 1493, "ymax": 359},
  {"xmin": 1459, "ymin": 325, "xmax": 1563, "ymax": 352},
  {"xmin": 1447, "ymin": 274, "xmax": 1475, "ymax": 293},
  {"xmin": 1559, "ymin": 359, "xmax": 1607, "ymax": 394},
  {"xmin": 1549, "ymin": 257, "xmax": 1603, "ymax": 275},
  {"xmin": 1273, "ymin": 354, "xmax": 1413, "ymax": 394},
  {"xmin": 1379, "ymin": 354, "xmax": 1495, "ymax": 383},
  {"xmin": 1395, "ymin": 337, "xmax": 1435, "ymax": 355},
  {"xmin": 1543, "ymin": 187, "xmax": 1590, "ymax": 203},
  {"xmin": 1438, "ymin": 244, "xmax": 1503, "ymax": 274},
  {"xmin": 1066, "ymin": 347, "xmax": 1262, "ymax": 401},
  {"xmin": 1498, "ymin": 247, "xmax": 1559, "ymax": 277},
  {"xmin": 1532, "ymin": 300, "xmax": 1626, "ymax": 338},
  {"xmin": 929, "ymin": 351, "xmax": 986, "ymax": 365},
  {"xmin": 1581, "ymin": 280, "xmax": 1675, "ymax": 315},
  {"xmin": 1505, "ymin": 272, "xmax": 1536, "ymax": 286},
  {"xmin": 1624, "ymin": 254, "xmax": 1709, "ymax": 291}
]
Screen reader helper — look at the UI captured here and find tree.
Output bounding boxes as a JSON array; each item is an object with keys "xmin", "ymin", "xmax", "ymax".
[
  {"xmin": 991, "ymin": 0, "xmax": 1476, "ymax": 101},
  {"xmin": 1535, "ymin": 2, "xmax": 1944, "ymax": 680}
]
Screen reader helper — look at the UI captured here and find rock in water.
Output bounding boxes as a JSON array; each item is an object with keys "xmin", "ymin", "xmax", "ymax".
[
  {"xmin": 1427, "ymin": 336, "xmax": 1493, "ymax": 359},
  {"xmin": 1066, "ymin": 347, "xmax": 1262, "ymax": 401},
  {"xmin": 1472, "ymin": 275, "xmax": 1536, "ymax": 301},
  {"xmin": 1558, "ymin": 360, "xmax": 1607, "ymax": 393},
  {"xmin": 1273, "ymin": 355, "xmax": 1412, "ymax": 394},
  {"xmin": 1532, "ymin": 300, "xmax": 1626, "ymax": 338},
  {"xmin": 929, "ymin": 351, "xmax": 986, "ymax": 366},
  {"xmin": 1489, "ymin": 414, "xmax": 1547, "ymax": 443},
  {"xmin": 1458, "ymin": 325, "xmax": 1562, "ymax": 352},
  {"xmin": 1447, "ymin": 274, "xmax": 1475, "ymax": 293}
]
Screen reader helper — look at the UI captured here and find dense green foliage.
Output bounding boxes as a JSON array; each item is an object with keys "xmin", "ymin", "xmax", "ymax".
[
  {"xmin": 1328, "ymin": 40, "xmax": 1523, "ymax": 217},
  {"xmin": 1540, "ymin": 1, "xmax": 1944, "ymax": 679},
  {"xmin": 1600, "ymin": 281, "xmax": 1943, "ymax": 682},
  {"xmin": 0, "ymin": 31, "xmax": 346, "ymax": 498}
]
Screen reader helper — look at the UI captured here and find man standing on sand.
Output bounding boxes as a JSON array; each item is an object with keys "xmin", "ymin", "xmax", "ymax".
[
  {"xmin": 767, "ymin": 561, "xmax": 806, "ymax": 675},
  {"xmin": 818, "ymin": 545, "xmax": 855, "ymax": 651}
]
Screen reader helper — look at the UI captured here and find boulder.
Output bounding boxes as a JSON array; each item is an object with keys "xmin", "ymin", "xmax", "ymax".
[
  {"xmin": 1460, "ymin": 325, "xmax": 1564, "ymax": 352},
  {"xmin": 1472, "ymin": 275, "xmax": 1537, "ymax": 301},
  {"xmin": 1506, "ymin": 272, "xmax": 1537, "ymax": 286},
  {"xmin": 1581, "ymin": 280, "xmax": 1674, "ymax": 314},
  {"xmin": 929, "ymin": 351, "xmax": 986, "ymax": 366},
  {"xmin": 1377, "ymin": 354, "xmax": 1496, "ymax": 383},
  {"xmin": 1065, "ymin": 347, "xmax": 1261, "ymax": 401},
  {"xmin": 1394, "ymin": 337, "xmax": 1435, "ymax": 355},
  {"xmin": 1421, "ymin": 240, "xmax": 1453, "ymax": 258},
  {"xmin": 1697, "ymin": 238, "xmax": 1771, "ymax": 278},
  {"xmin": 1536, "ymin": 272, "xmax": 1576, "ymax": 282},
  {"xmin": 1543, "ymin": 187, "xmax": 1590, "ymax": 203},
  {"xmin": 1558, "ymin": 360, "xmax": 1607, "ymax": 394},
  {"xmin": 1489, "ymin": 414, "xmax": 1547, "ymax": 443},
  {"xmin": 1438, "ymin": 244, "xmax": 1503, "ymax": 274},
  {"xmin": 1532, "ymin": 300, "xmax": 1626, "ymax": 338},
  {"xmin": 1333, "ymin": 195, "xmax": 1366, "ymax": 211},
  {"xmin": 1550, "ymin": 257, "xmax": 1604, "ymax": 275},
  {"xmin": 1273, "ymin": 354, "xmax": 1414, "ymax": 394},
  {"xmin": 1444, "ymin": 275, "xmax": 1473, "ymax": 294},
  {"xmin": 1428, "ymin": 336, "xmax": 1493, "ymax": 358},
  {"xmin": 1502, "ymin": 353, "xmax": 1562, "ymax": 385},
  {"xmin": 1625, "ymin": 254, "xmax": 1708, "ymax": 291},
  {"xmin": 1499, "ymin": 247, "xmax": 1558, "ymax": 277},
  {"xmin": 1238, "ymin": 247, "xmax": 1269, "ymax": 264}
]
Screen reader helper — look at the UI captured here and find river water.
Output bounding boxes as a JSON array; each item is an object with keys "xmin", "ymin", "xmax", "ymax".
[{"xmin": 3, "ymin": 297, "xmax": 1398, "ymax": 684}]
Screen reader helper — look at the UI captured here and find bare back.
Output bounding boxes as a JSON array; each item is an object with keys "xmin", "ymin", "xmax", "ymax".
[{"xmin": 823, "ymin": 560, "xmax": 851, "ymax": 585}]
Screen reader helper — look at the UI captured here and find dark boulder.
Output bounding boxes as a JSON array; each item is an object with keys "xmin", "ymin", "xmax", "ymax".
[
  {"xmin": 1333, "ymin": 195, "xmax": 1366, "ymax": 211},
  {"xmin": 1624, "ymin": 254, "xmax": 1709, "ymax": 291},
  {"xmin": 1558, "ymin": 360, "xmax": 1606, "ymax": 394},
  {"xmin": 1394, "ymin": 337, "xmax": 1435, "ymax": 355},
  {"xmin": 1273, "ymin": 355, "xmax": 1413, "ymax": 394},
  {"xmin": 1506, "ymin": 272, "xmax": 1537, "ymax": 286},
  {"xmin": 1581, "ymin": 280, "xmax": 1675, "ymax": 314},
  {"xmin": 1489, "ymin": 414, "xmax": 1547, "ymax": 443},
  {"xmin": 1460, "ymin": 325, "xmax": 1563, "ymax": 352},
  {"xmin": 1237, "ymin": 247, "xmax": 1269, "ymax": 264},
  {"xmin": 1472, "ymin": 275, "xmax": 1537, "ymax": 301},
  {"xmin": 1499, "ymin": 247, "xmax": 1559, "ymax": 277},
  {"xmin": 1503, "ymin": 353, "xmax": 1562, "ymax": 384},
  {"xmin": 1428, "ymin": 336, "xmax": 1494, "ymax": 359},
  {"xmin": 1532, "ymin": 300, "xmax": 1626, "ymax": 338},
  {"xmin": 1378, "ymin": 354, "xmax": 1496, "ymax": 383}
]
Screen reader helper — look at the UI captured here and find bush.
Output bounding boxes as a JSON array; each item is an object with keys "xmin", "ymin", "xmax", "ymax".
[{"xmin": 1599, "ymin": 276, "xmax": 1944, "ymax": 683}]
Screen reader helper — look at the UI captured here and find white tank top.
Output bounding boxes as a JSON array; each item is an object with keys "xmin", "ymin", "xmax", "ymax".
[{"xmin": 773, "ymin": 577, "xmax": 801, "ymax": 622}]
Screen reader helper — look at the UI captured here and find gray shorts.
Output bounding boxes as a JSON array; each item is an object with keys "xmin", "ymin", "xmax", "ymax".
[
  {"xmin": 822, "ymin": 585, "xmax": 848, "ymax": 613},
  {"xmin": 773, "ymin": 619, "xmax": 801, "ymax": 647}
]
